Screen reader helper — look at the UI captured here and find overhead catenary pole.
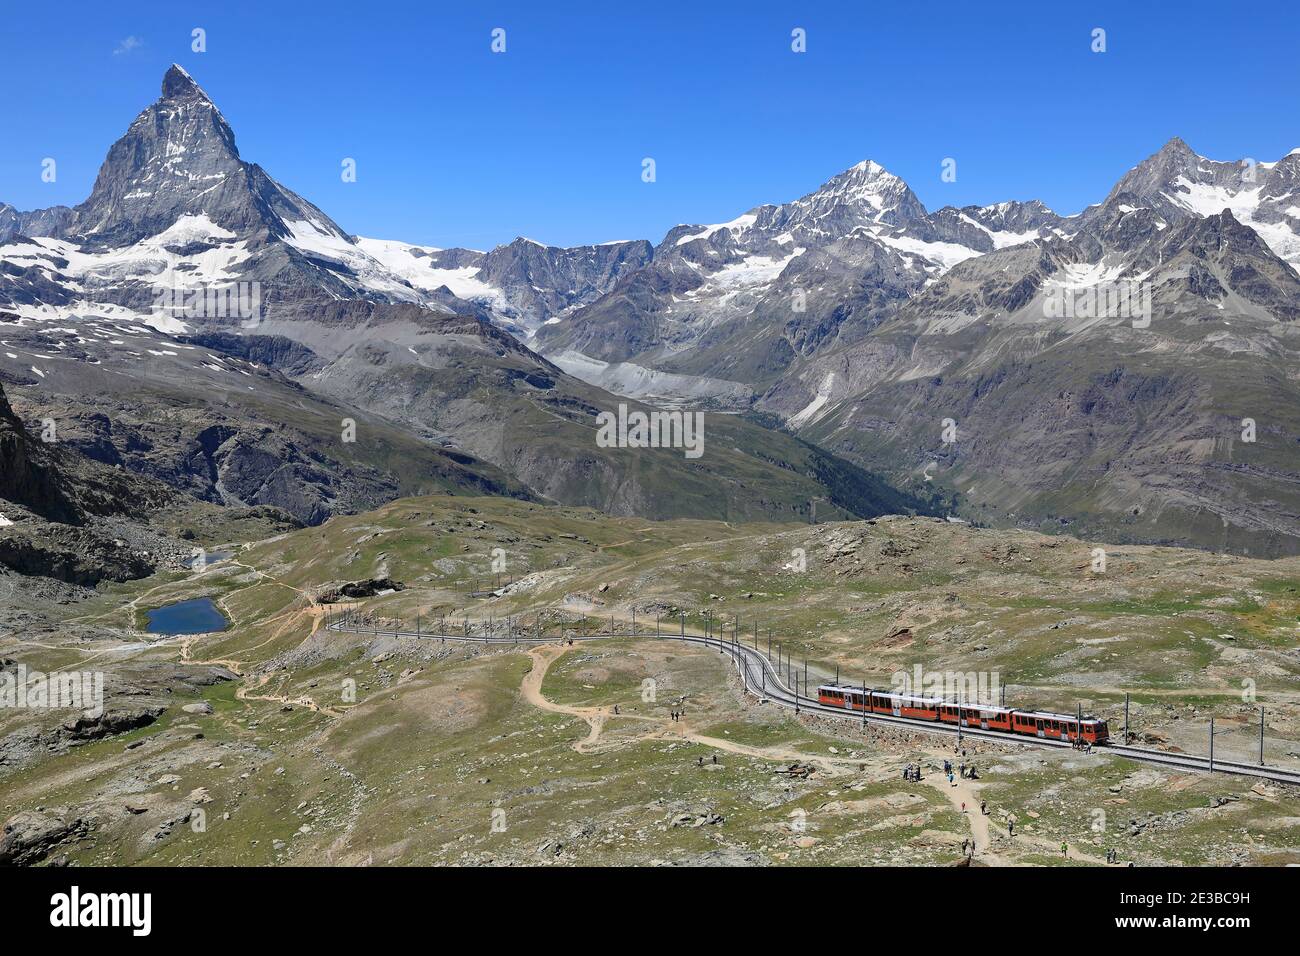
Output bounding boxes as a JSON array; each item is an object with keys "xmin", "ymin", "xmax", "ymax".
[
  {"xmin": 1260, "ymin": 706, "xmax": 1266, "ymax": 766},
  {"xmin": 1124, "ymin": 693, "xmax": 1130, "ymax": 745},
  {"xmin": 1209, "ymin": 717, "xmax": 1215, "ymax": 774}
]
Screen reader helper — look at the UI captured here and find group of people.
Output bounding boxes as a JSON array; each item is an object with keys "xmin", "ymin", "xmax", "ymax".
[
  {"xmin": 942, "ymin": 757, "xmax": 978, "ymax": 780},
  {"xmin": 902, "ymin": 757, "xmax": 985, "ymax": 786},
  {"xmin": 669, "ymin": 708, "xmax": 685, "ymax": 722}
]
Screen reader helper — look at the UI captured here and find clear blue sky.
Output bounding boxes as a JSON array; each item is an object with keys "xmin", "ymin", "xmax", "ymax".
[{"xmin": 2, "ymin": 1, "xmax": 1298, "ymax": 249}]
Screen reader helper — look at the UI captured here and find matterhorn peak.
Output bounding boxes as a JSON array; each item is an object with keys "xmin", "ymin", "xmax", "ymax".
[{"xmin": 161, "ymin": 63, "xmax": 211, "ymax": 102}]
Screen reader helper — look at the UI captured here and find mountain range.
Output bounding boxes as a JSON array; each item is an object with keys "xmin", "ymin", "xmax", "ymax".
[
  {"xmin": 3, "ymin": 64, "xmax": 1297, "ymax": 561},
  {"xmin": 0, "ymin": 65, "xmax": 929, "ymax": 578}
]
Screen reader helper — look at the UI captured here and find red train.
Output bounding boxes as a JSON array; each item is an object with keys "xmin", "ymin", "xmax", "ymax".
[{"xmin": 816, "ymin": 685, "xmax": 1109, "ymax": 745}]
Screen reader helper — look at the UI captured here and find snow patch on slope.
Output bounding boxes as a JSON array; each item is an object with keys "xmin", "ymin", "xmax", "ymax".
[
  {"xmin": 354, "ymin": 235, "xmax": 510, "ymax": 311},
  {"xmin": 675, "ymin": 213, "xmax": 758, "ymax": 246},
  {"xmin": 1162, "ymin": 176, "xmax": 1300, "ymax": 266}
]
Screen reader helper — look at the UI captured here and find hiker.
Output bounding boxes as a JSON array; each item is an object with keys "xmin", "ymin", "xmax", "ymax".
[
  {"xmin": 1061, "ymin": 841, "xmax": 1068, "ymax": 859},
  {"xmin": 948, "ymin": 771, "xmax": 955, "ymax": 786},
  {"xmin": 980, "ymin": 800, "xmax": 987, "ymax": 815},
  {"xmin": 961, "ymin": 801, "xmax": 966, "ymax": 813},
  {"xmin": 959, "ymin": 761, "xmax": 965, "ymax": 778},
  {"xmin": 613, "ymin": 704, "xmax": 620, "ymax": 715},
  {"xmin": 711, "ymin": 754, "xmax": 717, "ymax": 765},
  {"xmin": 1008, "ymin": 819, "xmax": 1014, "ymax": 837},
  {"xmin": 697, "ymin": 756, "xmax": 704, "ymax": 767}
]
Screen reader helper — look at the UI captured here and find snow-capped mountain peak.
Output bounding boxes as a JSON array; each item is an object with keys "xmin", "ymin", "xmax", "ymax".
[
  {"xmin": 802, "ymin": 159, "xmax": 926, "ymax": 224},
  {"xmin": 1089, "ymin": 138, "xmax": 1300, "ymax": 269},
  {"xmin": 72, "ymin": 64, "xmax": 249, "ymax": 246}
]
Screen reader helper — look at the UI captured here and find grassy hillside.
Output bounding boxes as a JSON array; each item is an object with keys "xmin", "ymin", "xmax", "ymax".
[{"xmin": 3, "ymin": 495, "xmax": 1299, "ymax": 866}]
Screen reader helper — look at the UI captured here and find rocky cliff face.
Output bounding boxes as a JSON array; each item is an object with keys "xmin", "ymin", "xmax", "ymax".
[
  {"xmin": 0, "ymin": 379, "xmax": 192, "ymax": 584},
  {"xmin": 0, "ymin": 380, "xmax": 78, "ymax": 524}
]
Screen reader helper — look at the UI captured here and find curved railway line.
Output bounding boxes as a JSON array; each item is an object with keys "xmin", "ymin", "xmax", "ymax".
[{"xmin": 324, "ymin": 614, "xmax": 1300, "ymax": 788}]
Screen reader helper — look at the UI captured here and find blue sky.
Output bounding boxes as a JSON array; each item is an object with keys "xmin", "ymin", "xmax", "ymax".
[{"xmin": 2, "ymin": 1, "xmax": 1298, "ymax": 249}]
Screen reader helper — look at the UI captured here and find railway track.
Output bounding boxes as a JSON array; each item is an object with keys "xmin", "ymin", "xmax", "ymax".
[{"xmin": 323, "ymin": 616, "xmax": 1300, "ymax": 787}]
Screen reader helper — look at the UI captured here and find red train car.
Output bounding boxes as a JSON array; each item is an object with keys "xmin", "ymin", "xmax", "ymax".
[
  {"xmin": 938, "ymin": 703, "xmax": 1015, "ymax": 733},
  {"xmin": 815, "ymin": 684, "xmax": 1109, "ymax": 744},
  {"xmin": 1010, "ymin": 710, "xmax": 1109, "ymax": 744},
  {"xmin": 816, "ymin": 686, "xmax": 948, "ymax": 721}
]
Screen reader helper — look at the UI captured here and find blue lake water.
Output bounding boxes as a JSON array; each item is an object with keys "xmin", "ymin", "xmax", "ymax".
[
  {"xmin": 184, "ymin": 550, "xmax": 234, "ymax": 569},
  {"xmin": 145, "ymin": 597, "xmax": 229, "ymax": 635}
]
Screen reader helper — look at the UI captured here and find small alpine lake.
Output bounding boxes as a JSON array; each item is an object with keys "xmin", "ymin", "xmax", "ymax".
[{"xmin": 145, "ymin": 597, "xmax": 229, "ymax": 635}]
